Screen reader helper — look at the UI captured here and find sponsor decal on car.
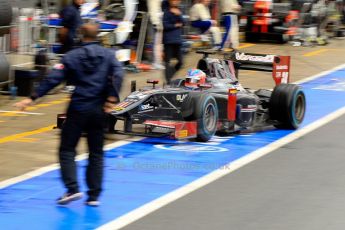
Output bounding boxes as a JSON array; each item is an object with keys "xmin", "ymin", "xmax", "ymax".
[
  {"xmin": 240, "ymin": 104, "xmax": 257, "ymax": 112},
  {"xmin": 275, "ymin": 65, "xmax": 288, "ymax": 70},
  {"xmin": 274, "ymin": 72, "xmax": 289, "ymax": 83},
  {"xmin": 176, "ymin": 130, "xmax": 188, "ymax": 138},
  {"xmin": 152, "ymin": 126, "xmax": 173, "ymax": 133},
  {"xmin": 140, "ymin": 104, "xmax": 153, "ymax": 110},
  {"xmin": 113, "ymin": 100, "xmax": 135, "ymax": 111},
  {"xmin": 128, "ymin": 90, "xmax": 158, "ymax": 100},
  {"xmin": 176, "ymin": 94, "xmax": 188, "ymax": 102},
  {"xmin": 138, "ymin": 103, "xmax": 155, "ymax": 113},
  {"xmin": 235, "ymin": 53, "xmax": 275, "ymax": 63}
]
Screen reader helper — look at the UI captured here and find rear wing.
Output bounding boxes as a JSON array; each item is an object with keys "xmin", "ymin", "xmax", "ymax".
[{"xmin": 227, "ymin": 51, "xmax": 291, "ymax": 85}]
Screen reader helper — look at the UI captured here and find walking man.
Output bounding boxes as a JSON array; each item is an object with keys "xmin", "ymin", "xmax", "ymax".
[{"xmin": 15, "ymin": 23, "xmax": 123, "ymax": 206}]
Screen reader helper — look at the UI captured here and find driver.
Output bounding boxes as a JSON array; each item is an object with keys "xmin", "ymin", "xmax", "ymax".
[{"xmin": 185, "ymin": 69, "xmax": 207, "ymax": 88}]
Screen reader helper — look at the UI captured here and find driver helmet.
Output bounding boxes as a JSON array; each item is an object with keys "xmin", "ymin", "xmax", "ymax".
[{"xmin": 185, "ymin": 69, "xmax": 206, "ymax": 88}]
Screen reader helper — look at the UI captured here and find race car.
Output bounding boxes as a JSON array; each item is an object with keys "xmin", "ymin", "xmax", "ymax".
[
  {"xmin": 242, "ymin": 0, "xmax": 299, "ymax": 43},
  {"xmin": 242, "ymin": 0, "xmax": 325, "ymax": 43},
  {"xmin": 102, "ymin": 50, "xmax": 306, "ymax": 142}
]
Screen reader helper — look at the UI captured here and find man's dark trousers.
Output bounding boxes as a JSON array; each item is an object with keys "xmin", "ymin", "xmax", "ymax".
[
  {"xmin": 59, "ymin": 106, "xmax": 105, "ymax": 200},
  {"xmin": 164, "ymin": 44, "xmax": 183, "ymax": 83}
]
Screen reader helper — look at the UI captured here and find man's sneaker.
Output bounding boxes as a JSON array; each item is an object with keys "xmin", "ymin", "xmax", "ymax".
[
  {"xmin": 56, "ymin": 192, "xmax": 83, "ymax": 205},
  {"xmin": 152, "ymin": 63, "xmax": 165, "ymax": 70},
  {"xmin": 85, "ymin": 197, "xmax": 100, "ymax": 207},
  {"xmin": 61, "ymin": 85, "xmax": 75, "ymax": 94}
]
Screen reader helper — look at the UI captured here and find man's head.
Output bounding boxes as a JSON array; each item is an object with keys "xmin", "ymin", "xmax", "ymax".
[
  {"xmin": 80, "ymin": 23, "xmax": 99, "ymax": 42},
  {"xmin": 168, "ymin": 0, "xmax": 181, "ymax": 7},
  {"xmin": 73, "ymin": 0, "xmax": 85, "ymax": 6}
]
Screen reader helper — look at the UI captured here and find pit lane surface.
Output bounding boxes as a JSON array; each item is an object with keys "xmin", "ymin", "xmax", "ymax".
[
  {"xmin": 1, "ymin": 42, "xmax": 345, "ymax": 229},
  {"xmin": 123, "ymin": 113, "xmax": 345, "ymax": 230}
]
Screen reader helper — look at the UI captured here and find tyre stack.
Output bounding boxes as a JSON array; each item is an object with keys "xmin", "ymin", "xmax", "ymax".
[
  {"xmin": 0, "ymin": 52, "xmax": 10, "ymax": 84},
  {"xmin": 0, "ymin": 0, "xmax": 13, "ymax": 87}
]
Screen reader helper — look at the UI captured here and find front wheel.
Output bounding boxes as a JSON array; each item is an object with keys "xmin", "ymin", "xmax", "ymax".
[
  {"xmin": 193, "ymin": 94, "xmax": 219, "ymax": 142},
  {"xmin": 270, "ymin": 84, "xmax": 306, "ymax": 129}
]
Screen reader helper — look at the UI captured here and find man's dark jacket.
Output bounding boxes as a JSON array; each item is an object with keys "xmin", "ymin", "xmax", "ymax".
[
  {"xmin": 60, "ymin": 3, "xmax": 83, "ymax": 53},
  {"xmin": 162, "ymin": 7, "xmax": 185, "ymax": 44},
  {"xmin": 32, "ymin": 43, "xmax": 123, "ymax": 111}
]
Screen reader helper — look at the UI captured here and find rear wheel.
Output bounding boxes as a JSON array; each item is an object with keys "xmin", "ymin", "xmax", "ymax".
[
  {"xmin": 245, "ymin": 31, "xmax": 260, "ymax": 43},
  {"xmin": 270, "ymin": 84, "xmax": 306, "ymax": 129},
  {"xmin": 0, "ymin": 0, "xmax": 12, "ymax": 26},
  {"xmin": 193, "ymin": 94, "xmax": 218, "ymax": 142}
]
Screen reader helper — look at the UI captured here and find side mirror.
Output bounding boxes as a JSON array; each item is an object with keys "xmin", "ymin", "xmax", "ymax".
[{"xmin": 147, "ymin": 79, "xmax": 159, "ymax": 89}]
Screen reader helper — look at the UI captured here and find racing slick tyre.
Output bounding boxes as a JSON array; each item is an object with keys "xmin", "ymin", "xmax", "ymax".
[
  {"xmin": 245, "ymin": 32, "xmax": 260, "ymax": 43},
  {"xmin": 0, "ymin": 0, "xmax": 13, "ymax": 26},
  {"xmin": 0, "ymin": 52, "xmax": 10, "ymax": 83},
  {"xmin": 193, "ymin": 94, "xmax": 219, "ymax": 142},
  {"xmin": 270, "ymin": 83, "xmax": 306, "ymax": 129}
]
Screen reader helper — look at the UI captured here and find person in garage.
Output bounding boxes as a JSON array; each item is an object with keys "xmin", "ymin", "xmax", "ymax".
[
  {"xmin": 190, "ymin": 0, "xmax": 222, "ymax": 49},
  {"xmin": 163, "ymin": 0, "xmax": 185, "ymax": 84},
  {"xmin": 59, "ymin": 0, "xmax": 85, "ymax": 54}
]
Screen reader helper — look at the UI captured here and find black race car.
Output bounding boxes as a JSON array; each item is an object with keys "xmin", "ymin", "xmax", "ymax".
[
  {"xmin": 242, "ymin": 0, "xmax": 317, "ymax": 43},
  {"xmin": 103, "ymin": 50, "xmax": 306, "ymax": 142}
]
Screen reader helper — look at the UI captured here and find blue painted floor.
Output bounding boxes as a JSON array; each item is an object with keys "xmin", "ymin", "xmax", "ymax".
[{"xmin": 1, "ymin": 68, "xmax": 345, "ymax": 229}]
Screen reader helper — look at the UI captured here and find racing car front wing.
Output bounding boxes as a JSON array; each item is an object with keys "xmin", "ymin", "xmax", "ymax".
[{"xmin": 143, "ymin": 120, "xmax": 197, "ymax": 139}]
